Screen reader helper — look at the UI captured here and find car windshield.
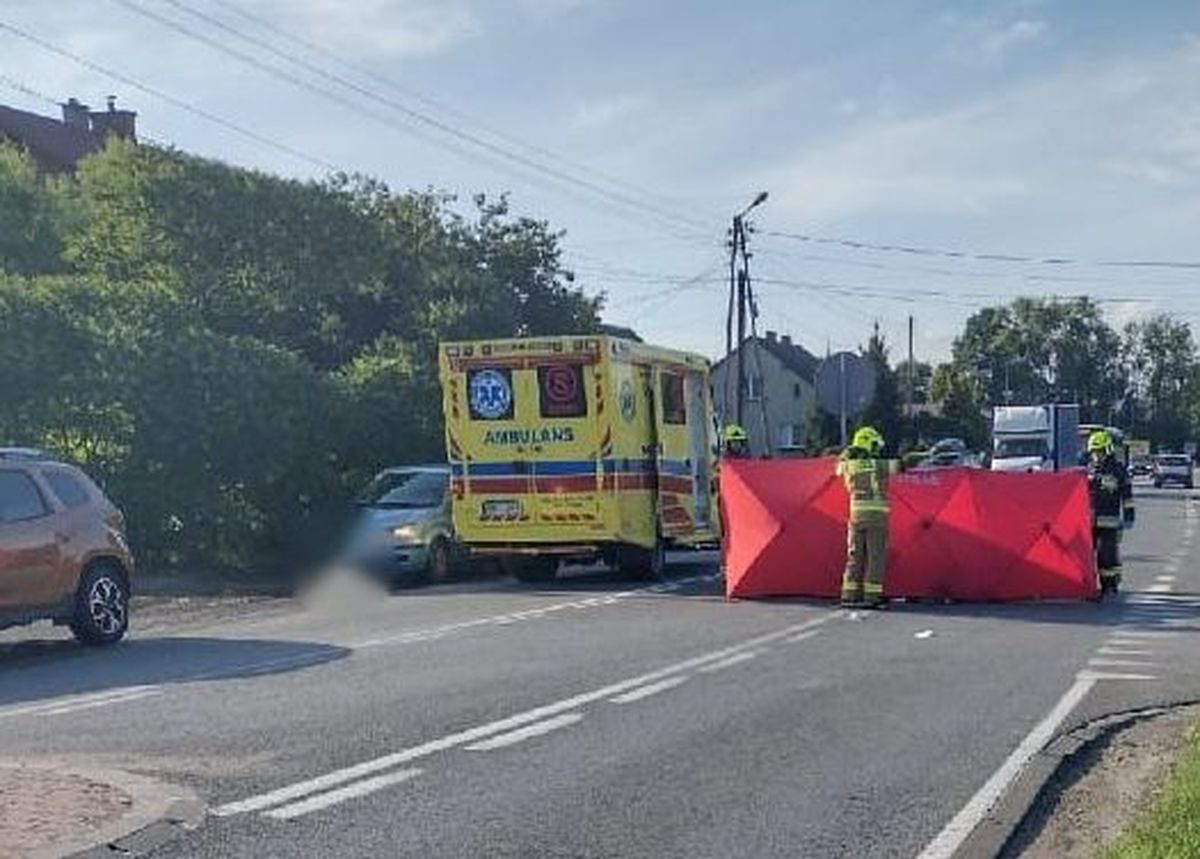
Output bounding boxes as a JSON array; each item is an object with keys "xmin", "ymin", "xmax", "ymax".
[
  {"xmin": 1158, "ymin": 456, "xmax": 1191, "ymax": 467},
  {"xmin": 994, "ymin": 438, "xmax": 1049, "ymax": 459},
  {"xmin": 357, "ymin": 470, "xmax": 446, "ymax": 508}
]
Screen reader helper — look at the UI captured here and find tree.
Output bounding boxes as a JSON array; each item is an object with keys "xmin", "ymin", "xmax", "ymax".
[
  {"xmin": 951, "ymin": 297, "xmax": 1124, "ymax": 421},
  {"xmin": 929, "ymin": 364, "xmax": 988, "ymax": 449},
  {"xmin": 1122, "ymin": 315, "xmax": 1198, "ymax": 450},
  {"xmin": 894, "ymin": 358, "xmax": 933, "ymax": 405},
  {"xmin": 860, "ymin": 323, "xmax": 903, "ymax": 452},
  {"xmin": 0, "ymin": 142, "xmax": 71, "ymax": 275}
]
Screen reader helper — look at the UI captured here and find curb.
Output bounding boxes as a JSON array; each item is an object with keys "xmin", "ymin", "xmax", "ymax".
[
  {"xmin": 0, "ymin": 761, "xmax": 203, "ymax": 859},
  {"xmin": 956, "ymin": 701, "xmax": 1196, "ymax": 859}
]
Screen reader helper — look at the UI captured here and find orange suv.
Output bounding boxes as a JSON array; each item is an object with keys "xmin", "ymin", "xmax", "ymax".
[{"xmin": 0, "ymin": 449, "xmax": 135, "ymax": 645}]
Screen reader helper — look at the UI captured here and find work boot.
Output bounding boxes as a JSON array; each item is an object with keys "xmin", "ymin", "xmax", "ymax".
[{"xmin": 1100, "ymin": 574, "xmax": 1121, "ymax": 597}]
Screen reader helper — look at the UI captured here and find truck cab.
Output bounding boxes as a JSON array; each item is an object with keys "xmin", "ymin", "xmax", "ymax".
[{"xmin": 990, "ymin": 404, "xmax": 1081, "ymax": 472}]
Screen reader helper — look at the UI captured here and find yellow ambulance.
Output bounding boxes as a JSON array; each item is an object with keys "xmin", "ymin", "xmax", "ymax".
[{"xmin": 439, "ymin": 335, "xmax": 719, "ymax": 581}]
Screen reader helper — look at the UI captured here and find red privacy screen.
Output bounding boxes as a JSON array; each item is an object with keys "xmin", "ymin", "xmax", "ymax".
[{"xmin": 721, "ymin": 458, "xmax": 1097, "ymax": 601}]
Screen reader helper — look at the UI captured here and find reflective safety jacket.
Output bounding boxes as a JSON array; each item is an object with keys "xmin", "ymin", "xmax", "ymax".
[
  {"xmin": 837, "ymin": 448, "xmax": 899, "ymax": 522},
  {"xmin": 1088, "ymin": 454, "xmax": 1133, "ymax": 530}
]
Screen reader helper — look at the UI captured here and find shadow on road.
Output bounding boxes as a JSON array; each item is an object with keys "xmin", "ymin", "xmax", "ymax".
[{"xmin": 0, "ymin": 636, "xmax": 349, "ymax": 708}]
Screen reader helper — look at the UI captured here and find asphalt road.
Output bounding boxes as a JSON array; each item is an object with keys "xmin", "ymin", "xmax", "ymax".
[{"xmin": 1, "ymin": 483, "xmax": 1198, "ymax": 858}]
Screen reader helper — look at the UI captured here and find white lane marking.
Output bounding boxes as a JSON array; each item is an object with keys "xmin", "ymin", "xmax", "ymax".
[
  {"xmin": 351, "ymin": 574, "xmax": 717, "ymax": 649},
  {"xmin": 1156, "ymin": 575, "xmax": 1178, "ymax": 583},
  {"xmin": 1106, "ymin": 638, "xmax": 1156, "ymax": 647},
  {"xmin": 211, "ymin": 611, "xmax": 838, "ymax": 817},
  {"xmin": 1097, "ymin": 647, "xmax": 1153, "ymax": 657},
  {"xmin": 464, "ymin": 713, "xmax": 583, "ymax": 751},
  {"xmin": 610, "ymin": 676, "xmax": 688, "ymax": 704},
  {"xmin": 916, "ymin": 676, "xmax": 1095, "ymax": 859},
  {"xmin": 1162, "ymin": 562, "xmax": 1180, "ymax": 574},
  {"xmin": 0, "ymin": 685, "xmax": 162, "ymax": 721},
  {"xmin": 786, "ymin": 630, "xmax": 821, "ymax": 645},
  {"xmin": 42, "ymin": 687, "xmax": 162, "ymax": 715},
  {"xmin": 1089, "ymin": 657, "xmax": 1157, "ymax": 668},
  {"xmin": 697, "ymin": 651, "xmax": 760, "ymax": 673},
  {"xmin": 265, "ymin": 769, "xmax": 423, "ymax": 821},
  {"xmin": 1110, "ymin": 630, "xmax": 1176, "ymax": 638},
  {"xmin": 1078, "ymin": 670, "xmax": 1159, "ymax": 682},
  {"xmin": 1148, "ymin": 584, "xmax": 1174, "ymax": 593}
]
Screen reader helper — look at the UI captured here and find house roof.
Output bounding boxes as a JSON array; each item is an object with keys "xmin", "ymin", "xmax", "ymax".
[
  {"xmin": 714, "ymin": 334, "xmax": 819, "ymax": 383},
  {"xmin": 760, "ymin": 335, "xmax": 819, "ymax": 382},
  {"xmin": 0, "ymin": 103, "xmax": 104, "ymax": 171}
]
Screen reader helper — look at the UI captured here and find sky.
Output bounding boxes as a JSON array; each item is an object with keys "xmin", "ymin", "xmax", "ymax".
[{"xmin": 3, "ymin": 0, "xmax": 1200, "ymax": 365}]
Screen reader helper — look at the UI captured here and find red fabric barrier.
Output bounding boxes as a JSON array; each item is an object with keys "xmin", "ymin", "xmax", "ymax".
[{"xmin": 722, "ymin": 459, "xmax": 1097, "ymax": 601}]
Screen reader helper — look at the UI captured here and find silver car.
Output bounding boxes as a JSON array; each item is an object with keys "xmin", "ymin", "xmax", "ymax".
[
  {"xmin": 1153, "ymin": 454, "xmax": 1194, "ymax": 489},
  {"xmin": 344, "ymin": 465, "xmax": 459, "ymax": 584}
]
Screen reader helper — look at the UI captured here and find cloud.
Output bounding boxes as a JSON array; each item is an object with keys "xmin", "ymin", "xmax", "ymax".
[
  {"xmin": 944, "ymin": 15, "xmax": 1048, "ymax": 66},
  {"xmin": 571, "ymin": 92, "xmax": 649, "ymax": 130},
  {"xmin": 753, "ymin": 38, "xmax": 1200, "ymax": 227},
  {"xmin": 275, "ymin": 0, "xmax": 481, "ymax": 59},
  {"xmin": 753, "ymin": 105, "xmax": 1030, "ymax": 222},
  {"xmin": 515, "ymin": 0, "xmax": 593, "ymax": 18},
  {"xmin": 979, "ymin": 19, "xmax": 1047, "ymax": 61}
]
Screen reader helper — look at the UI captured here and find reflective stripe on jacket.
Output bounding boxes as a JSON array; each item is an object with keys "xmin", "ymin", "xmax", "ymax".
[{"xmin": 837, "ymin": 453, "xmax": 897, "ymax": 520}]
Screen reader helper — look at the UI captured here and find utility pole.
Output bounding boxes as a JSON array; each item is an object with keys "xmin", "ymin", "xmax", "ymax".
[
  {"xmin": 725, "ymin": 192, "xmax": 768, "ymax": 432},
  {"xmin": 907, "ymin": 315, "xmax": 915, "ymax": 424}
]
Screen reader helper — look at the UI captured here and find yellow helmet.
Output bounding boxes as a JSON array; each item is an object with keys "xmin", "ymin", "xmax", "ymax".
[
  {"xmin": 1087, "ymin": 429, "xmax": 1113, "ymax": 454},
  {"xmin": 723, "ymin": 424, "xmax": 748, "ymax": 443},
  {"xmin": 852, "ymin": 426, "xmax": 884, "ymax": 454}
]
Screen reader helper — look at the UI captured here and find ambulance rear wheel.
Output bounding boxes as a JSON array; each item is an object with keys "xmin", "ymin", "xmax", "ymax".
[
  {"xmin": 620, "ymin": 540, "xmax": 665, "ymax": 581},
  {"xmin": 510, "ymin": 557, "xmax": 559, "ymax": 583}
]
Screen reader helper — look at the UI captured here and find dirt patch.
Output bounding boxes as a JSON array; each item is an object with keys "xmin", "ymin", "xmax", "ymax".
[
  {"xmin": 1007, "ymin": 705, "xmax": 1200, "ymax": 858},
  {"xmin": 0, "ymin": 765, "xmax": 132, "ymax": 859}
]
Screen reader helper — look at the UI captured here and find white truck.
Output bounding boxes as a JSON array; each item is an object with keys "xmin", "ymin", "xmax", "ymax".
[{"xmin": 990, "ymin": 404, "xmax": 1081, "ymax": 472}]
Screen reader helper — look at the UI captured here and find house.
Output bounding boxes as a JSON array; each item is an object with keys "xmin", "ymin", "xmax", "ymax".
[
  {"xmin": 711, "ymin": 330, "xmax": 819, "ymax": 456},
  {"xmin": 0, "ymin": 96, "xmax": 137, "ymax": 172}
]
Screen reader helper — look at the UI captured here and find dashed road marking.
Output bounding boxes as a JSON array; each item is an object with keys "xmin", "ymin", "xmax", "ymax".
[
  {"xmin": 609, "ymin": 677, "xmax": 688, "ymax": 704},
  {"xmin": 1078, "ymin": 669, "xmax": 1159, "ymax": 682},
  {"xmin": 351, "ymin": 574, "xmax": 719, "ymax": 649},
  {"xmin": 265, "ymin": 769, "xmax": 423, "ymax": 821},
  {"xmin": 1097, "ymin": 647, "xmax": 1152, "ymax": 657},
  {"xmin": 697, "ymin": 651, "xmax": 760, "ymax": 673},
  {"xmin": 786, "ymin": 630, "xmax": 822, "ymax": 645},
  {"xmin": 0, "ymin": 685, "xmax": 163, "ymax": 721},
  {"xmin": 1089, "ymin": 657, "xmax": 1157, "ymax": 669},
  {"xmin": 465, "ymin": 713, "xmax": 584, "ymax": 751},
  {"xmin": 211, "ymin": 611, "xmax": 838, "ymax": 818},
  {"xmin": 1155, "ymin": 575, "xmax": 1178, "ymax": 583}
]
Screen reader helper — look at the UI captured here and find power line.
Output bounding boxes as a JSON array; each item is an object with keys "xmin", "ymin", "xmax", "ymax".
[
  {"xmin": 205, "ymin": 0, "xmax": 697, "ymax": 224},
  {"xmin": 112, "ymin": 0, "xmax": 711, "ymax": 238},
  {"xmin": 0, "ymin": 18, "xmax": 338, "ymax": 171},
  {"xmin": 764, "ymin": 229, "xmax": 1200, "ymax": 271},
  {"xmin": 754, "ymin": 239, "xmax": 1200, "ymax": 291}
]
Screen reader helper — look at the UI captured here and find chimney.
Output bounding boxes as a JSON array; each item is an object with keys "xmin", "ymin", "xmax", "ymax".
[
  {"xmin": 61, "ymin": 98, "xmax": 90, "ymax": 129},
  {"xmin": 766, "ymin": 330, "xmax": 778, "ymax": 344},
  {"xmin": 89, "ymin": 95, "xmax": 137, "ymax": 142},
  {"xmin": 781, "ymin": 334, "xmax": 792, "ymax": 347}
]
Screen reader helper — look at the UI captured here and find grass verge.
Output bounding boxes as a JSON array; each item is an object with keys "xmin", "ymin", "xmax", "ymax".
[{"xmin": 1104, "ymin": 720, "xmax": 1200, "ymax": 858}]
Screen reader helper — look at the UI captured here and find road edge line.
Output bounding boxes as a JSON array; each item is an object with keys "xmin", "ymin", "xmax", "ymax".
[{"xmin": 915, "ymin": 675, "xmax": 1096, "ymax": 859}]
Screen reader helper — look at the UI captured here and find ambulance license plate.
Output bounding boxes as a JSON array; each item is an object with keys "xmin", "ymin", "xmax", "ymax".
[{"xmin": 482, "ymin": 499, "xmax": 522, "ymax": 520}]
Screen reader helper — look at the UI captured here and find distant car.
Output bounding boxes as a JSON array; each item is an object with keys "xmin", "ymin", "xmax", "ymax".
[
  {"xmin": 1153, "ymin": 454, "xmax": 1194, "ymax": 489},
  {"xmin": 911, "ymin": 438, "xmax": 981, "ymax": 470},
  {"xmin": 1130, "ymin": 455, "xmax": 1154, "ymax": 478},
  {"xmin": 344, "ymin": 465, "xmax": 462, "ymax": 584},
  {"xmin": 0, "ymin": 449, "xmax": 135, "ymax": 645}
]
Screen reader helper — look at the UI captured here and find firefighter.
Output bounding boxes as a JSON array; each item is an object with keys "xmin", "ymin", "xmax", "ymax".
[
  {"xmin": 1087, "ymin": 429, "xmax": 1134, "ymax": 595},
  {"xmin": 723, "ymin": 424, "xmax": 749, "ymax": 458},
  {"xmin": 837, "ymin": 426, "xmax": 898, "ymax": 609}
]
